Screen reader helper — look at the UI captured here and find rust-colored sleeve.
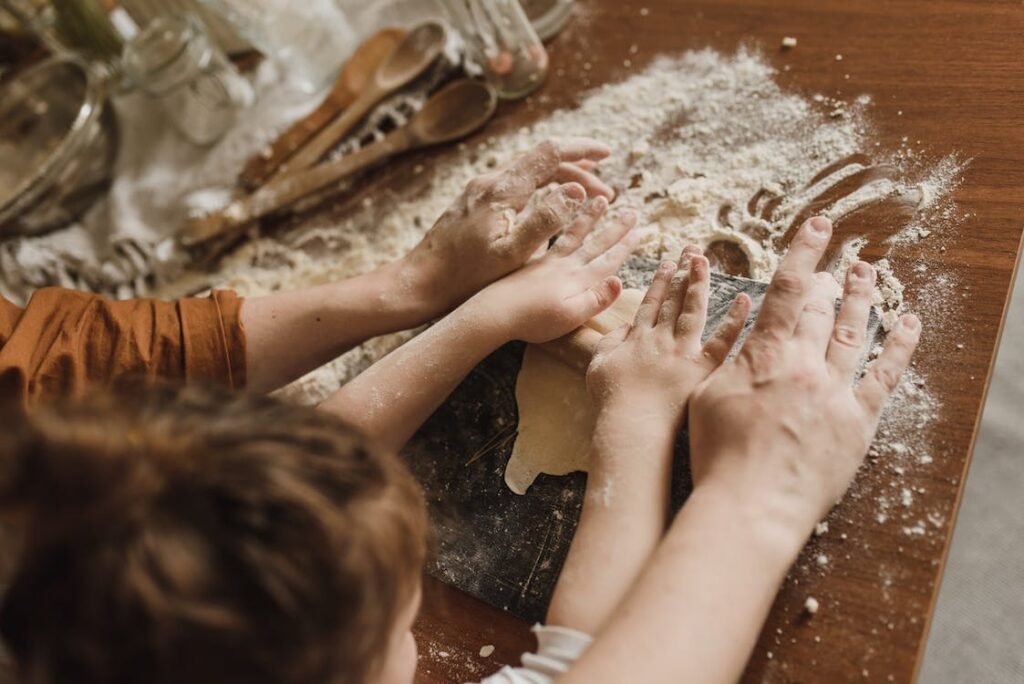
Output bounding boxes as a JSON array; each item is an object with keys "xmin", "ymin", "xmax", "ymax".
[{"xmin": 0, "ymin": 288, "xmax": 247, "ymax": 409}]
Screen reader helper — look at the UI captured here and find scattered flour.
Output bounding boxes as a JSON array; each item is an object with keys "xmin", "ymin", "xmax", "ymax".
[
  {"xmin": 168, "ymin": 48, "xmax": 963, "ymax": 410},
  {"xmin": 419, "ymin": 638, "xmax": 489, "ymax": 679},
  {"xmin": 873, "ymin": 259, "xmax": 906, "ymax": 331},
  {"xmin": 804, "ymin": 596, "xmax": 820, "ymax": 615}
]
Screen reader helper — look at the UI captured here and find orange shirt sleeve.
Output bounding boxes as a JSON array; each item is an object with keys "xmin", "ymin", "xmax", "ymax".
[{"xmin": 0, "ymin": 288, "xmax": 247, "ymax": 409}]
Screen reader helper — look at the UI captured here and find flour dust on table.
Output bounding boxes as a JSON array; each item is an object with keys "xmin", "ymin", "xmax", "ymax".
[{"xmin": 164, "ymin": 48, "xmax": 962, "ymax": 541}]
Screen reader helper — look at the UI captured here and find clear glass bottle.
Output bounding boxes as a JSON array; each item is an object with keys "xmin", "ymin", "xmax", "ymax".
[
  {"xmin": 195, "ymin": 0, "xmax": 356, "ymax": 93},
  {"xmin": 519, "ymin": 0, "xmax": 574, "ymax": 41},
  {"xmin": 122, "ymin": 14, "xmax": 253, "ymax": 146},
  {"xmin": 444, "ymin": 0, "xmax": 548, "ymax": 100}
]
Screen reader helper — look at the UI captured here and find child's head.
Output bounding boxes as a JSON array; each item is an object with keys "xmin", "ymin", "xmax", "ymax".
[{"xmin": 0, "ymin": 385, "xmax": 428, "ymax": 684}]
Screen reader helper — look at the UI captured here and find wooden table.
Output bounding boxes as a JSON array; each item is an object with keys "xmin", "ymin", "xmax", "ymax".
[{"xmin": 392, "ymin": 1, "xmax": 1024, "ymax": 682}]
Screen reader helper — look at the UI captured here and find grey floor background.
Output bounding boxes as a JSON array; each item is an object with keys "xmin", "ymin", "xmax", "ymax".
[{"xmin": 920, "ymin": 266, "xmax": 1024, "ymax": 683}]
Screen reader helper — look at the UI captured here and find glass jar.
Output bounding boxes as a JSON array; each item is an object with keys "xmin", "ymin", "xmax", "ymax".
[
  {"xmin": 520, "ymin": 0, "xmax": 574, "ymax": 41},
  {"xmin": 444, "ymin": 0, "xmax": 548, "ymax": 100},
  {"xmin": 195, "ymin": 0, "xmax": 356, "ymax": 93},
  {"xmin": 122, "ymin": 14, "xmax": 253, "ymax": 146}
]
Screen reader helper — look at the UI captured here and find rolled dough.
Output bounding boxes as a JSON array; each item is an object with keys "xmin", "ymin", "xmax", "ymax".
[{"xmin": 504, "ymin": 289, "xmax": 646, "ymax": 494}]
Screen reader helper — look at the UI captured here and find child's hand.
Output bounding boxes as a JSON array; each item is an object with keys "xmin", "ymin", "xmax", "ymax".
[
  {"xmin": 469, "ymin": 200, "xmax": 639, "ymax": 344},
  {"xmin": 545, "ymin": 247, "xmax": 749, "ymax": 638},
  {"xmin": 403, "ymin": 137, "xmax": 616, "ymax": 317},
  {"xmin": 586, "ymin": 246, "xmax": 751, "ymax": 422}
]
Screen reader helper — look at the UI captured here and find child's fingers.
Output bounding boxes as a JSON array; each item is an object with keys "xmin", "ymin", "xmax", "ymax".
[
  {"xmin": 584, "ymin": 227, "xmax": 641, "ymax": 280},
  {"xmin": 501, "ymin": 137, "xmax": 612, "ymax": 210},
  {"xmin": 552, "ymin": 196, "xmax": 608, "ymax": 255},
  {"xmin": 554, "ymin": 162, "xmax": 615, "ymax": 200},
  {"xmin": 595, "ymin": 323, "xmax": 631, "ymax": 356},
  {"xmin": 567, "ymin": 276, "xmax": 623, "ymax": 323},
  {"xmin": 515, "ymin": 183, "xmax": 586, "ymax": 256},
  {"xmin": 633, "ymin": 261, "xmax": 678, "ymax": 328},
  {"xmin": 675, "ymin": 256, "xmax": 711, "ymax": 340},
  {"xmin": 577, "ymin": 210, "xmax": 637, "ymax": 262},
  {"xmin": 656, "ymin": 246, "xmax": 702, "ymax": 328},
  {"xmin": 702, "ymin": 293, "xmax": 752, "ymax": 365},
  {"xmin": 826, "ymin": 261, "xmax": 876, "ymax": 381},
  {"xmin": 855, "ymin": 314, "xmax": 921, "ymax": 420}
]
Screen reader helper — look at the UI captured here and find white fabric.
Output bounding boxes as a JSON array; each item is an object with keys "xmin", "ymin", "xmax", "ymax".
[
  {"xmin": 0, "ymin": 60, "xmax": 319, "ymax": 305},
  {"xmin": 476, "ymin": 625, "xmax": 592, "ymax": 684}
]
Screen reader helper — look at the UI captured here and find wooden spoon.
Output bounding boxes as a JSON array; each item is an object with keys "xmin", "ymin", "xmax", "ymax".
[
  {"xmin": 180, "ymin": 79, "xmax": 497, "ymax": 248},
  {"xmin": 275, "ymin": 20, "xmax": 449, "ymax": 178},
  {"xmin": 238, "ymin": 27, "xmax": 406, "ymax": 190}
]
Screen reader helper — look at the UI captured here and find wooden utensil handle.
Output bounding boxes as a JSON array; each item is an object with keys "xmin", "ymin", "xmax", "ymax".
[
  {"xmin": 237, "ymin": 28, "xmax": 406, "ymax": 190},
  {"xmin": 184, "ymin": 130, "xmax": 411, "ymax": 247},
  {"xmin": 277, "ymin": 85, "xmax": 383, "ymax": 177},
  {"xmin": 238, "ymin": 82, "xmax": 358, "ymax": 190}
]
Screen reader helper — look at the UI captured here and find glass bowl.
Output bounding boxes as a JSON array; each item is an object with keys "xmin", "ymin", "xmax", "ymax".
[{"xmin": 0, "ymin": 55, "xmax": 119, "ymax": 237}]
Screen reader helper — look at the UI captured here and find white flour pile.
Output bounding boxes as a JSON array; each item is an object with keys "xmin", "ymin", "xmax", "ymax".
[{"xmin": 188, "ymin": 47, "xmax": 962, "ymax": 404}]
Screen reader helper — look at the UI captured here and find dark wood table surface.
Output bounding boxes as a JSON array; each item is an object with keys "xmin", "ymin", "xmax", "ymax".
[{"xmin": 394, "ymin": 1, "xmax": 1024, "ymax": 682}]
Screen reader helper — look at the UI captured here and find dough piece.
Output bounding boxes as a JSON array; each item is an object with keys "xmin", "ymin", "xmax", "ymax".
[{"xmin": 504, "ymin": 289, "xmax": 645, "ymax": 494}]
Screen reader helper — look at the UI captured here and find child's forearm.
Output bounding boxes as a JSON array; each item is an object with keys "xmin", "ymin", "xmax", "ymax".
[
  {"xmin": 241, "ymin": 258, "xmax": 443, "ymax": 394},
  {"xmin": 317, "ymin": 297, "xmax": 508, "ymax": 453},
  {"xmin": 546, "ymin": 398, "xmax": 678, "ymax": 635},
  {"xmin": 558, "ymin": 477, "xmax": 806, "ymax": 684}
]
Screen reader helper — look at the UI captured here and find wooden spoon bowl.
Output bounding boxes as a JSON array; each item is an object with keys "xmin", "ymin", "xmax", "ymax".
[
  {"xmin": 377, "ymin": 21, "xmax": 449, "ymax": 90},
  {"xmin": 409, "ymin": 79, "xmax": 499, "ymax": 145}
]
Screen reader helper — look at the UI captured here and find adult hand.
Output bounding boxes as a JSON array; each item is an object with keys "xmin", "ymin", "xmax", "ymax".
[
  {"xmin": 688, "ymin": 216, "xmax": 922, "ymax": 535},
  {"xmin": 403, "ymin": 137, "xmax": 617, "ymax": 316},
  {"xmin": 587, "ymin": 246, "xmax": 751, "ymax": 421},
  {"xmin": 468, "ymin": 200, "xmax": 639, "ymax": 345}
]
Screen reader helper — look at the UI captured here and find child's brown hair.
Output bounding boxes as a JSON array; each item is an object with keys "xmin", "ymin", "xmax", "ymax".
[{"xmin": 0, "ymin": 384, "xmax": 428, "ymax": 684}]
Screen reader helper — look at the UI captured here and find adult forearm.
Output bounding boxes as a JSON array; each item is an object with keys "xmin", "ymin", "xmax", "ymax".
[
  {"xmin": 560, "ymin": 478, "xmax": 806, "ymax": 684},
  {"xmin": 547, "ymin": 401, "xmax": 677, "ymax": 634},
  {"xmin": 317, "ymin": 299, "xmax": 507, "ymax": 453},
  {"xmin": 240, "ymin": 258, "xmax": 438, "ymax": 394}
]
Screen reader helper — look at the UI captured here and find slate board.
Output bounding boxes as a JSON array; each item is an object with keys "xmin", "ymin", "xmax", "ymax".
[{"xmin": 403, "ymin": 257, "xmax": 880, "ymax": 623}]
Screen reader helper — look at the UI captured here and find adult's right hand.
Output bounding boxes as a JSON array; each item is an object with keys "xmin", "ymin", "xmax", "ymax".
[{"xmin": 688, "ymin": 216, "xmax": 922, "ymax": 537}]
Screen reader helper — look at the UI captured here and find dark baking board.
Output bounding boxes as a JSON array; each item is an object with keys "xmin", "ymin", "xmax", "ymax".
[{"xmin": 403, "ymin": 257, "xmax": 879, "ymax": 623}]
